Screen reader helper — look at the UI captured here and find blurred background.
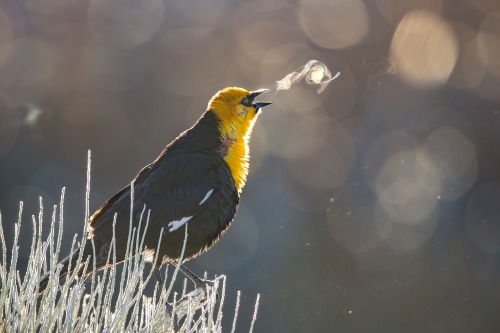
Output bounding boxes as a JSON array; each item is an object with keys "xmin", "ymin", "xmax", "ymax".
[{"xmin": 1, "ymin": 0, "xmax": 500, "ymax": 331}]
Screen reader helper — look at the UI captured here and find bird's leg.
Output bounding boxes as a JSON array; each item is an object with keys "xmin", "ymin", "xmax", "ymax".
[
  {"xmin": 179, "ymin": 264, "xmax": 214, "ymax": 291},
  {"xmin": 155, "ymin": 267, "xmax": 179, "ymax": 331},
  {"xmin": 154, "ymin": 267, "xmax": 164, "ymax": 287}
]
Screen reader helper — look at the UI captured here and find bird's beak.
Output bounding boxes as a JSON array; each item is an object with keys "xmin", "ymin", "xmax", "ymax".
[{"xmin": 250, "ymin": 89, "xmax": 272, "ymax": 110}]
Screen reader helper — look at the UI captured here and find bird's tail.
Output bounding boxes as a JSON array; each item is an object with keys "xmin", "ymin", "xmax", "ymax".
[{"xmin": 38, "ymin": 245, "xmax": 93, "ymax": 294}]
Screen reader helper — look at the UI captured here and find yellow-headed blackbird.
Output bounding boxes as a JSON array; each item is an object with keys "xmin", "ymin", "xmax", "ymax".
[{"xmin": 39, "ymin": 87, "xmax": 271, "ymax": 292}]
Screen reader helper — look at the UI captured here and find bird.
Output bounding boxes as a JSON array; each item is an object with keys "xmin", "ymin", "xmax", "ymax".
[{"xmin": 38, "ymin": 87, "xmax": 271, "ymax": 293}]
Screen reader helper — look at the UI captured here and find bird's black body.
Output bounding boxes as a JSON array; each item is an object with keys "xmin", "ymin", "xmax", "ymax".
[
  {"xmin": 39, "ymin": 110, "xmax": 238, "ymax": 290},
  {"xmin": 89, "ymin": 110, "xmax": 239, "ymax": 266}
]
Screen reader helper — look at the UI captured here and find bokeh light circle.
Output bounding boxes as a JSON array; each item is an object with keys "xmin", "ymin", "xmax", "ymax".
[
  {"xmin": 364, "ymin": 130, "xmax": 418, "ymax": 186},
  {"xmin": 374, "ymin": 201, "xmax": 438, "ymax": 252},
  {"xmin": 448, "ymin": 22, "xmax": 486, "ymax": 89},
  {"xmin": 375, "ymin": 150, "xmax": 439, "ymax": 226},
  {"xmin": 375, "ymin": 0, "xmax": 443, "ymax": 26},
  {"xmin": 236, "ymin": 21, "xmax": 297, "ymax": 60},
  {"xmin": 390, "ymin": 10, "xmax": 458, "ymax": 87},
  {"xmin": 416, "ymin": 126, "xmax": 477, "ymax": 200},
  {"xmin": 477, "ymin": 13, "xmax": 500, "ymax": 79},
  {"xmin": 299, "ymin": 0, "xmax": 369, "ymax": 49},
  {"xmin": 88, "ymin": 0, "xmax": 164, "ymax": 49}
]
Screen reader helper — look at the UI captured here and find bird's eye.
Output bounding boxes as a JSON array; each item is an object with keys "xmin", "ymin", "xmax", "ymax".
[{"xmin": 241, "ymin": 97, "xmax": 251, "ymax": 106}]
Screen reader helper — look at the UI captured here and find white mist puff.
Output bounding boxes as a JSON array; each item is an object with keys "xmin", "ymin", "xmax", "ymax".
[{"xmin": 276, "ymin": 60, "xmax": 340, "ymax": 94}]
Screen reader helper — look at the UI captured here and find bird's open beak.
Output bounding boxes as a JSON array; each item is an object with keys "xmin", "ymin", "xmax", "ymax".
[{"xmin": 250, "ymin": 89, "xmax": 272, "ymax": 110}]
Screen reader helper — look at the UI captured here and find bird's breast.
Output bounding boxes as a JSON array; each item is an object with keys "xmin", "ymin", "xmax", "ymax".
[{"xmin": 220, "ymin": 137, "xmax": 249, "ymax": 194}]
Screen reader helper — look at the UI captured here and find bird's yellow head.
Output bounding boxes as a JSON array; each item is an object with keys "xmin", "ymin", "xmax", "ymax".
[
  {"xmin": 208, "ymin": 87, "xmax": 271, "ymax": 193},
  {"xmin": 208, "ymin": 87, "xmax": 271, "ymax": 141}
]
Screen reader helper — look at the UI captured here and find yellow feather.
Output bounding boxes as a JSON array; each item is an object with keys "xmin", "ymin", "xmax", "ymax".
[
  {"xmin": 223, "ymin": 137, "xmax": 249, "ymax": 193},
  {"xmin": 208, "ymin": 87, "xmax": 260, "ymax": 193}
]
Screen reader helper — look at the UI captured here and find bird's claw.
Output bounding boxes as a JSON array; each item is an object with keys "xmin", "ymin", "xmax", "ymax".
[{"xmin": 195, "ymin": 278, "xmax": 219, "ymax": 302}]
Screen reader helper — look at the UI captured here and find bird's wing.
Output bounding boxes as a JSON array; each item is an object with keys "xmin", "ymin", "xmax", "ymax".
[
  {"xmin": 136, "ymin": 152, "xmax": 226, "ymax": 232},
  {"xmin": 88, "ymin": 186, "xmax": 130, "ymax": 231},
  {"xmin": 88, "ymin": 152, "xmax": 225, "ymax": 242}
]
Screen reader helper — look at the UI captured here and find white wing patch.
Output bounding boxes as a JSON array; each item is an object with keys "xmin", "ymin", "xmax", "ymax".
[
  {"xmin": 168, "ymin": 216, "xmax": 193, "ymax": 232},
  {"xmin": 199, "ymin": 188, "xmax": 214, "ymax": 205},
  {"xmin": 166, "ymin": 189, "xmax": 213, "ymax": 233}
]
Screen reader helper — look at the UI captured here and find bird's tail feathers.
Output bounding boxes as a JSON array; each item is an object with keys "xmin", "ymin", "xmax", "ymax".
[{"xmin": 38, "ymin": 245, "xmax": 93, "ymax": 294}]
